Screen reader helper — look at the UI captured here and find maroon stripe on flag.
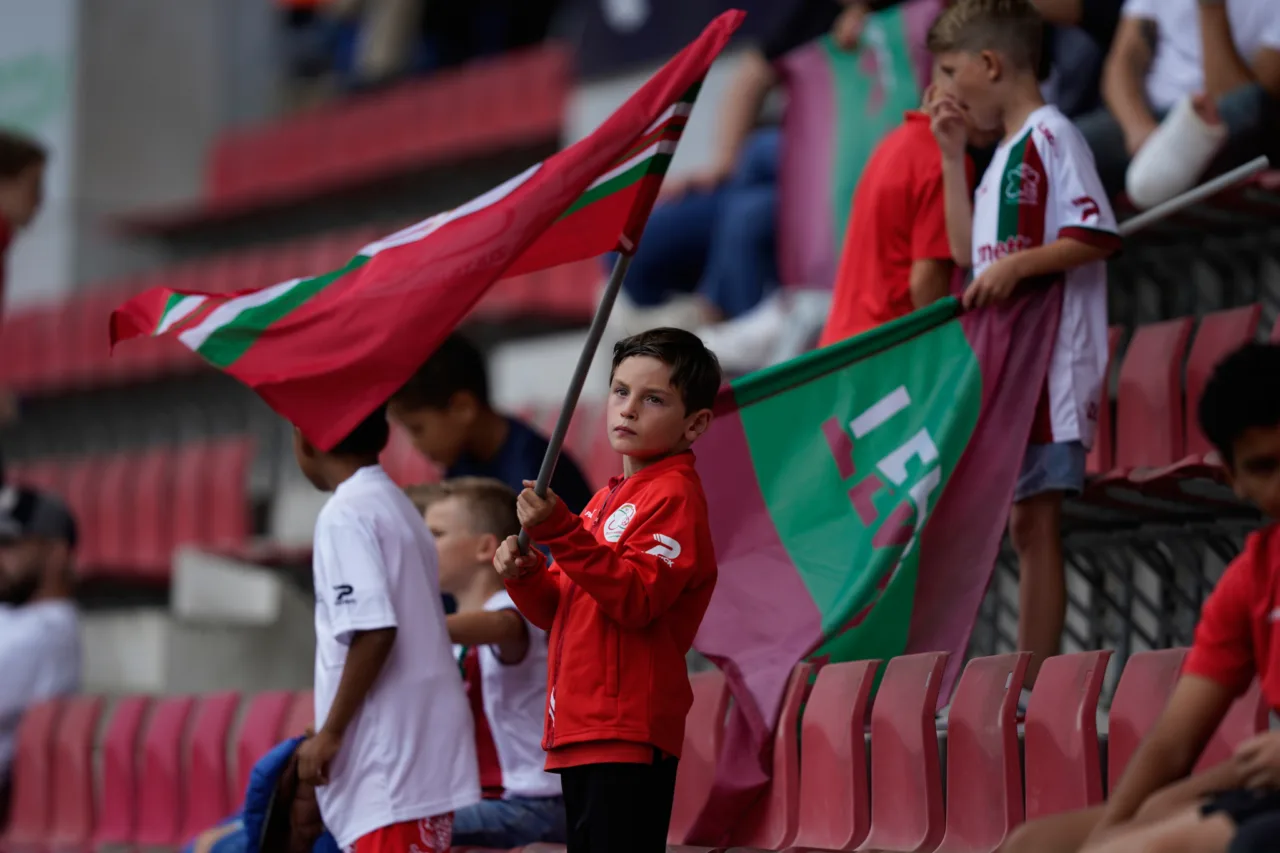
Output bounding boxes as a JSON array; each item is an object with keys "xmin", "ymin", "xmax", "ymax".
[
  {"xmin": 613, "ymin": 116, "xmax": 687, "ymax": 166},
  {"xmin": 689, "ymin": 395, "xmax": 824, "ymax": 845}
]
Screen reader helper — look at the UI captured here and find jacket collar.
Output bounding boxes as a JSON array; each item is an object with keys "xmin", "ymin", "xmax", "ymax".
[{"xmin": 607, "ymin": 449, "xmax": 696, "ymax": 490}]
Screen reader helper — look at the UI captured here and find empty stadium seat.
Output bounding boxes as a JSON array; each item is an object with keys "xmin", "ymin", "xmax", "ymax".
[
  {"xmin": 937, "ymin": 653, "xmax": 1031, "ymax": 853},
  {"xmin": 726, "ymin": 663, "xmax": 812, "ymax": 850},
  {"xmin": 667, "ymin": 670, "xmax": 729, "ymax": 846},
  {"xmin": 1107, "ymin": 648, "xmax": 1188, "ymax": 791},
  {"xmin": 181, "ymin": 692, "xmax": 242, "ymax": 844},
  {"xmin": 281, "ymin": 689, "xmax": 315, "ymax": 738},
  {"xmin": 135, "ymin": 695, "xmax": 197, "ymax": 848},
  {"xmin": 858, "ymin": 652, "xmax": 948, "ymax": 853},
  {"xmin": 234, "ymin": 690, "xmax": 294, "ymax": 803},
  {"xmin": 132, "ymin": 446, "xmax": 178, "ymax": 577},
  {"xmin": 1, "ymin": 698, "xmax": 63, "ymax": 853},
  {"xmin": 47, "ymin": 694, "xmax": 105, "ymax": 852},
  {"xmin": 93, "ymin": 696, "xmax": 152, "ymax": 850},
  {"xmin": 1024, "ymin": 650, "xmax": 1111, "ymax": 819},
  {"xmin": 793, "ymin": 660, "xmax": 879, "ymax": 852},
  {"xmin": 95, "ymin": 452, "xmax": 135, "ymax": 573},
  {"xmin": 1085, "ymin": 326, "xmax": 1124, "ymax": 477},
  {"xmin": 173, "ymin": 438, "xmax": 253, "ymax": 555},
  {"xmin": 1196, "ymin": 678, "xmax": 1268, "ymax": 771}
]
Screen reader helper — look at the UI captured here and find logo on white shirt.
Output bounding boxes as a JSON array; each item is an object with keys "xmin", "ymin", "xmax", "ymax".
[
  {"xmin": 1005, "ymin": 162, "xmax": 1041, "ymax": 206},
  {"xmin": 645, "ymin": 534, "xmax": 682, "ymax": 565},
  {"xmin": 602, "ymin": 503, "xmax": 637, "ymax": 542},
  {"xmin": 333, "ymin": 584, "xmax": 355, "ymax": 605}
]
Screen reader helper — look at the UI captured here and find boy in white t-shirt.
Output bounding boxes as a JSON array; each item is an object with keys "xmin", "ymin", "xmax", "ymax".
[
  {"xmin": 407, "ymin": 478, "xmax": 565, "ymax": 849},
  {"xmin": 293, "ymin": 408, "xmax": 479, "ymax": 853},
  {"xmin": 927, "ymin": 0, "xmax": 1122, "ymax": 691}
]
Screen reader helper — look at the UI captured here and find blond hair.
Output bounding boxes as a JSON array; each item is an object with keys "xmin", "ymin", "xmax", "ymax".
[
  {"xmin": 926, "ymin": 0, "xmax": 1043, "ymax": 73},
  {"xmin": 406, "ymin": 477, "xmax": 520, "ymax": 540}
]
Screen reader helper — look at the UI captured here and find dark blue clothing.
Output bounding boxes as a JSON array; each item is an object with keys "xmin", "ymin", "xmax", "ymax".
[{"xmin": 447, "ymin": 417, "xmax": 595, "ymax": 514}]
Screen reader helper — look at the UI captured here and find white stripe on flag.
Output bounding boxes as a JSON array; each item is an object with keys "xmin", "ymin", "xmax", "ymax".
[
  {"xmin": 178, "ymin": 278, "xmax": 303, "ymax": 352},
  {"xmin": 585, "ymin": 139, "xmax": 679, "ymax": 192},
  {"xmin": 156, "ymin": 295, "xmax": 209, "ymax": 335},
  {"xmin": 641, "ymin": 100, "xmax": 694, "ymax": 136}
]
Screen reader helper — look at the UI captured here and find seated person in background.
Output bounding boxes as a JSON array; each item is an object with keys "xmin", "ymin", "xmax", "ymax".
[
  {"xmin": 818, "ymin": 62, "xmax": 1001, "ymax": 345},
  {"xmin": 408, "ymin": 478, "xmax": 565, "ymax": 849},
  {"xmin": 1001, "ymin": 343, "xmax": 1280, "ymax": 853},
  {"xmin": 1035, "ymin": 0, "xmax": 1125, "ymax": 119},
  {"xmin": 0, "ymin": 486, "xmax": 80, "ymax": 818},
  {"xmin": 1078, "ymin": 0, "xmax": 1280, "ymax": 206},
  {"xmin": 388, "ymin": 333, "xmax": 595, "ymax": 514}
]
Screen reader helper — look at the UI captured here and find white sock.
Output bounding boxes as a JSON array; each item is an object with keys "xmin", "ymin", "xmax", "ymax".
[{"xmin": 1125, "ymin": 96, "xmax": 1228, "ymax": 210}]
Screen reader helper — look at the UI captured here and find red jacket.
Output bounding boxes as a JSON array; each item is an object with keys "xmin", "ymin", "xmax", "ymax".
[{"xmin": 505, "ymin": 451, "xmax": 717, "ymax": 759}]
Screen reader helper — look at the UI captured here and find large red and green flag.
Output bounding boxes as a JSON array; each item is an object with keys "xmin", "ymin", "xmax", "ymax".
[
  {"xmin": 109, "ymin": 10, "xmax": 743, "ymax": 450},
  {"xmin": 685, "ymin": 287, "xmax": 1063, "ymax": 843}
]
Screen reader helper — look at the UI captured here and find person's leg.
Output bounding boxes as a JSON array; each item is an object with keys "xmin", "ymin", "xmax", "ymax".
[
  {"xmin": 569, "ymin": 759, "xmax": 679, "ymax": 853},
  {"xmin": 999, "ymin": 805, "xmax": 1105, "ymax": 853},
  {"xmin": 614, "ymin": 189, "xmax": 720, "ymax": 309},
  {"xmin": 1073, "ymin": 108, "xmax": 1131, "ymax": 198},
  {"xmin": 1008, "ymin": 441, "xmax": 1085, "ymax": 685},
  {"xmin": 352, "ymin": 0, "xmax": 424, "ymax": 84},
  {"xmin": 451, "ymin": 797, "xmax": 566, "ymax": 848},
  {"xmin": 1088, "ymin": 805, "xmax": 1234, "ymax": 853},
  {"xmin": 1210, "ymin": 83, "xmax": 1280, "ymax": 173},
  {"xmin": 559, "ymin": 767, "xmax": 590, "ymax": 853}
]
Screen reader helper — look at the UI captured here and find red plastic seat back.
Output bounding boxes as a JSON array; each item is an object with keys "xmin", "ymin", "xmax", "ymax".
[
  {"xmin": 207, "ymin": 439, "xmax": 254, "ymax": 551},
  {"xmin": 47, "ymin": 695, "xmax": 106, "ymax": 850},
  {"xmin": 794, "ymin": 660, "xmax": 879, "ymax": 852},
  {"xmin": 234, "ymin": 691, "xmax": 293, "ymax": 803},
  {"xmin": 93, "ymin": 696, "xmax": 152, "ymax": 848},
  {"xmin": 729, "ymin": 663, "xmax": 813, "ymax": 850},
  {"xmin": 135, "ymin": 695, "xmax": 197, "ymax": 847},
  {"xmin": 1107, "ymin": 648, "xmax": 1188, "ymax": 791},
  {"xmin": 1024, "ymin": 650, "xmax": 1112, "ymax": 819},
  {"xmin": 1183, "ymin": 306, "xmax": 1262, "ymax": 457},
  {"xmin": 181, "ymin": 692, "xmax": 242, "ymax": 843},
  {"xmin": 2, "ymin": 698, "xmax": 64, "ymax": 849},
  {"xmin": 1086, "ymin": 326, "xmax": 1124, "ymax": 476},
  {"xmin": 667, "ymin": 670, "xmax": 729, "ymax": 845},
  {"xmin": 281, "ymin": 690, "xmax": 315, "ymax": 739},
  {"xmin": 939, "ymin": 653, "xmax": 1031, "ymax": 853},
  {"xmin": 859, "ymin": 652, "xmax": 948, "ymax": 853},
  {"xmin": 96, "ymin": 453, "xmax": 135, "ymax": 572},
  {"xmin": 1113, "ymin": 317, "xmax": 1194, "ymax": 470},
  {"xmin": 133, "ymin": 446, "xmax": 177, "ymax": 578},
  {"xmin": 1196, "ymin": 678, "xmax": 1268, "ymax": 772}
]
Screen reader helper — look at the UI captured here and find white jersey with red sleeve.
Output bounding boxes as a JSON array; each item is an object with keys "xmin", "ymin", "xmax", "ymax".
[{"xmin": 971, "ymin": 104, "xmax": 1121, "ymax": 449}]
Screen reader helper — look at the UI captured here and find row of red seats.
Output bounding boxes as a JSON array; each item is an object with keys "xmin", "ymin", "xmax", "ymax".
[
  {"xmin": 653, "ymin": 648, "xmax": 1262, "ymax": 853},
  {"xmin": 2, "ymin": 689, "xmax": 315, "ymax": 853},
  {"xmin": 0, "ymin": 230, "xmax": 599, "ymax": 397},
  {"xmin": 6, "ymin": 437, "xmax": 254, "ymax": 580},
  {"xmin": 1079, "ymin": 305, "xmax": 1280, "ymax": 520}
]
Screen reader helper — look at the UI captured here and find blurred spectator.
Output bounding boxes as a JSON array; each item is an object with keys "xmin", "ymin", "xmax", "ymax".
[
  {"xmin": 1035, "ymin": 0, "xmax": 1125, "ymax": 118},
  {"xmin": 0, "ymin": 130, "xmax": 46, "ymax": 319},
  {"xmin": 327, "ymin": 0, "xmax": 424, "ymax": 87},
  {"xmin": 278, "ymin": 0, "xmax": 336, "ymax": 80},
  {"xmin": 1078, "ymin": 0, "xmax": 1280, "ymax": 205},
  {"xmin": 0, "ymin": 486, "xmax": 80, "ymax": 819}
]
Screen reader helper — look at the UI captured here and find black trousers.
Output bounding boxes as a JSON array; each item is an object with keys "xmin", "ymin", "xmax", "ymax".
[{"xmin": 559, "ymin": 758, "xmax": 679, "ymax": 853}]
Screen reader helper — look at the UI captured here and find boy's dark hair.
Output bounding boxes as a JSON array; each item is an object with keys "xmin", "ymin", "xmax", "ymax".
[
  {"xmin": 408, "ymin": 477, "xmax": 520, "ymax": 540},
  {"xmin": 1198, "ymin": 342, "xmax": 1280, "ymax": 468},
  {"xmin": 0, "ymin": 130, "xmax": 47, "ymax": 180},
  {"xmin": 330, "ymin": 406, "xmax": 390, "ymax": 456},
  {"xmin": 611, "ymin": 327, "xmax": 722, "ymax": 413},
  {"xmin": 926, "ymin": 0, "xmax": 1043, "ymax": 74},
  {"xmin": 390, "ymin": 333, "xmax": 490, "ymax": 411}
]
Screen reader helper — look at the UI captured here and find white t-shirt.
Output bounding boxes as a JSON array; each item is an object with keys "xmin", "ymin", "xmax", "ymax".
[
  {"xmin": 972, "ymin": 105, "xmax": 1118, "ymax": 449},
  {"xmin": 1122, "ymin": 0, "xmax": 1280, "ymax": 111},
  {"xmin": 0, "ymin": 600, "xmax": 81, "ymax": 778},
  {"xmin": 453, "ymin": 591, "xmax": 560, "ymax": 800},
  {"xmin": 312, "ymin": 465, "xmax": 479, "ymax": 848}
]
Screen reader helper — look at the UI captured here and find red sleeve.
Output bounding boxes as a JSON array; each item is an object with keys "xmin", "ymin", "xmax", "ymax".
[
  {"xmin": 1184, "ymin": 548, "xmax": 1257, "ymax": 695},
  {"xmin": 529, "ymin": 492, "xmax": 702, "ymax": 629},
  {"xmin": 503, "ymin": 549, "xmax": 560, "ymax": 632}
]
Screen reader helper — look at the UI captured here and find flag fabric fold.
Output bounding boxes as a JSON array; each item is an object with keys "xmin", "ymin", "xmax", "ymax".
[
  {"xmin": 686, "ymin": 289, "xmax": 1062, "ymax": 844},
  {"xmin": 110, "ymin": 11, "xmax": 743, "ymax": 451}
]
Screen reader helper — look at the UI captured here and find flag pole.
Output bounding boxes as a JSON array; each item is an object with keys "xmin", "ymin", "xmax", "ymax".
[
  {"xmin": 1118, "ymin": 155, "xmax": 1270, "ymax": 237},
  {"xmin": 518, "ymin": 252, "xmax": 634, "ymax": 550}
]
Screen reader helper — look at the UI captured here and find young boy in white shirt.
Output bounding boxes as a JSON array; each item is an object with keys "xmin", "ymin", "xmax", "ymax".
[
  {"xmin": 294, "ymin": 408, "xmax": 479, "ymax": 853},
  {"xmin": 408, "ymin": 478, "xmax": 565, "ymax": 849}
]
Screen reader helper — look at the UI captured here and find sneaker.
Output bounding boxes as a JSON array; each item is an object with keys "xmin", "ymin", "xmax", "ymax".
[{"xmin": 695, "ymin": 292, "xmax": 789, "ymax": 375}]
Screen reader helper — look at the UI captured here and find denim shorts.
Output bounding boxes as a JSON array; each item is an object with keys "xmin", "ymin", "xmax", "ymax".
[
  {"xmin": 1014, "ymin": 441, "xmax": 1086, "ymax": 502},
  {"xmin": 451, "ymin": 795, "xmax": 566, "ymax": 849}
]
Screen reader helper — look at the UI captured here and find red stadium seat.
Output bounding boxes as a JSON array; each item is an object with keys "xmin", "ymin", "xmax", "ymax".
[
  {"xmin": 233, "ymin": 690, "xmax": 293, "ymax": 804},
  {"xmin": 666, "ymin": 670, "xmax": 728, "ymax": 846},
  {"xmin": 64, "ymin": 457, "xmax": 106, "ymax": 574},
  {"xmin": 1273, "ymin": 315, "xmax": 1280, "ymax": 342},
  {"xmin": 181, "ymin": 692, "xmax": 242, "ymax": 844},
  {"xmin": 95, "ymin": 453, "xmax": 135, "ymax": 574},
  {"xmin": 727, "ymin": 663, "xmax": 812, "ymax": 850},
  {"xmin": 938, "ymin": 653, "xmax": 1031, "ymax": 853},
  {"xmin": 1, "ymin": 699, "xmax": 63, "ymax": 853},
  {"xmin": 174, "ymin": 438, "xmax": 253, "ymax": 555},
  {"xmin": 132, "ymin": 446, "xmax": 177, "ymax": 578},
  {"xmin": 1023, "ymin": 651, "xmax": 1111, "ymax": 819},
  {"xmin": 1107, "ymin": 648, "xmax": 1188, "ymax": 791},
  {"xmin": 1196, "ymin": 678, "xmax": 1268, "ymax": 772},
  {"xmin": 47, "ymin": 695, "xmax": 106, "ymax": 853},
  {"xmin": 281, "ymin": 690, "xmax": 315, "ymax": 739},
  {"xmin": 857, "ymin": 652, "xmax": 948, "ymax": 853},
  {"xmin": 93, "ymin": 696, "xmax": 152, "ymax": 850},
  {"xmin": 135, "ymin": 695, "xmax": 197, "ymax": 848},
  {"xmin": 1085, "ymin": 326, "xmax": 1124, "ymax": 478},
  {"xmin": 793, "ymin": 660, "xmax": 879, "ymax": 852}
]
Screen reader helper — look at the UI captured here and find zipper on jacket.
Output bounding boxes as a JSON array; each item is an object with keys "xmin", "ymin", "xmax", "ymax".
[{"xmin": 547, "ymin": 478, "xmax": 625, "ymax": 747}]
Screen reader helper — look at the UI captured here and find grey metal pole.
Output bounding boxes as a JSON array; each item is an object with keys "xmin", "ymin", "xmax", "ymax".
[
  {"xmin": 517, "ymin": 252, "xmax": 634, "ymax": 550},
  {"xmin": 1118, "ymin": 155, "xmax": 1270, "ymax": 237}
]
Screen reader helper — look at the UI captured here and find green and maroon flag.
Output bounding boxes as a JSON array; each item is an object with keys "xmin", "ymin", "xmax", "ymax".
[
  {"xmin": 686, "ymin": 288, "xmax": 1063, "ymax": 842},
  {"xmin": 109, "ymin": 11, "xmax": 742, "ymax": 450}
]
